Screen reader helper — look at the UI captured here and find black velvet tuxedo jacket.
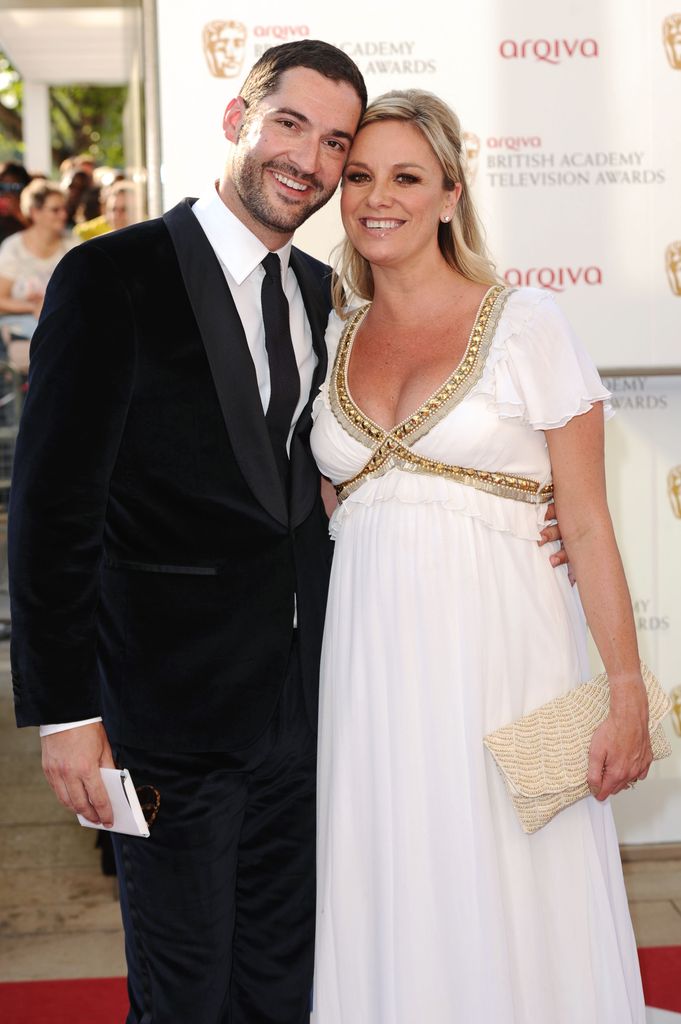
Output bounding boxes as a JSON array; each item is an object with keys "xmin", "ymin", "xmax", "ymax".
[{"xmin": 9, "ymin": 199, "xmax": 334, "ymax": 751}]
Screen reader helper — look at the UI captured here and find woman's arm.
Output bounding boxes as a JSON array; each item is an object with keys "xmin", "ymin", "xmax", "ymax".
[
  {"xmin": 0, "ymin": 275, "xmax": 42, "ymax": 317},
  {"xmin": 545, "ymin": 403, "xmax": 652, "ymax": 801}
]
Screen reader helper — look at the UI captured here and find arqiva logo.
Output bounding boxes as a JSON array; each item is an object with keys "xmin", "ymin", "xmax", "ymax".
[
  {"xmin": 253, "ymin": 25, "xmax": 310, "ymax": 40},
  {"xmin": 504, "ymin": 266, "xmax": 602, "ymax": 291},
  {"xmin": 499, "ymin": 38, "xmax": 599, "ymax": 64}
]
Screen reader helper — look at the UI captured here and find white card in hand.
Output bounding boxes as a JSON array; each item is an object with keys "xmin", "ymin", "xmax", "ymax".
[{"xmin": 77, "ymin": 767, "xmax": 150, "ymax": 838}]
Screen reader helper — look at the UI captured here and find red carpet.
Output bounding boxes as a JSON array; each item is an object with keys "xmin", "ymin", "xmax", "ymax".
[
  {"xmin": 0, "ymin": 977, "xmax": 128, "ymax": 1024},
  {"xmin": 639, "ymin": 946, "xmax": 681, "ymax": 1013},
  {"xmin": 0, "ymin": 950, "xmax": 679, "ymax": 1021}
]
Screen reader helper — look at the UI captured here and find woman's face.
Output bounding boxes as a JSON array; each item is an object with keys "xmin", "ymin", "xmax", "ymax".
[
  {"xmin": 340, "ymin": 119, "xmax": 459, "ymax": 270},
  {"xmin": 32, "ymin": 194, "xmax": 67, "ymax": 234}
]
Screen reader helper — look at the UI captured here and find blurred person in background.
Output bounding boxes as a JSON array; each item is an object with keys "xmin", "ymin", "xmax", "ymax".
[
  {"xmin": 73, "ymin": 184, "xmax": 104, "ymax": 230},
  {"xmin": 62, "ymin": 168, "xmax": 94, "ymax": 229},
  {"xmin": 59, "ymin": 153, "xmax": 97, "ymax": 181},
  {"xmin": 0, "ymin": 179, "xmax": 78, "ymax": 348},
  {"xmin": 74, "ymin": 180, "xmax": 140, "ymax": 241},
  {"xmin": 0, "ymin": 162, "xmax": 31, "ymax": 244}
]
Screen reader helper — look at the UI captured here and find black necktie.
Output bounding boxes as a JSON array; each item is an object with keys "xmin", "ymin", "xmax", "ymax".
[{"xmin": 261, "ymin": 252, "xmax": 300, "ymax": 490}]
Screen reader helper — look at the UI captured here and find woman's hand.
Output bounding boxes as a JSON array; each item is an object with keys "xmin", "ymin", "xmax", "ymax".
[{"xmin": 587, "ymin": 676, "xmax": 652, "ymax": 800}]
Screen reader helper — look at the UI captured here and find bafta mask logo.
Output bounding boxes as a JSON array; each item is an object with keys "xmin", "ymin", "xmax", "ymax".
[
  {"xmin": 462, "ymin": 132, "xmax": 481, "ymax": 185},
  {"xmin": 663, "ymin": 14, "xmax": 681, "ymax": 68},
  {"xmin": 666, "ymin": 241, "xmax": 681, "ymax": 295},
  {"xmin": 670, "ymin": 685, "xmax": 681, "ymax": 738},
  {"xmin": 668, "ymin": 465, "xmax": 681, "ymax": 518},
  {"xmin": 203, "ymin": 20, "xmax": 247, "ymax": 79}
]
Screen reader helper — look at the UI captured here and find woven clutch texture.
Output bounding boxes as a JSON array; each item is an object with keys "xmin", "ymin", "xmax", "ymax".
[{"xmin": 483, "ymin": 663, "xmax": 672, "ymax": 834}]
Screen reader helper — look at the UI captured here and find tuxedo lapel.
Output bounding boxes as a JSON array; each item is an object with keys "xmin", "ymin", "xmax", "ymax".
[
  {"xmin": 163, "ymin": 199, "xmax": 288, "ymax": 527},
  {"xmin": 289, "ymin": 248, "xmax": 331, "ymax": 528}
]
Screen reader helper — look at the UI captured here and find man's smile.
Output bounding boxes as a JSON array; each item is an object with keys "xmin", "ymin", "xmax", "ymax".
[{"xmin": 271, "ymin": 170, "xmax": 310, "ymax": 192}]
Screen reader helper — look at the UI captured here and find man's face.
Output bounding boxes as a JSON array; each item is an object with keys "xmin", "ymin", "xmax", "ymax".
[
  {"xmin": 0, "ymin": 178, "xmax": 23, "ymax": 219},
  {"xmin": 106, "ymin": 192, "xmax": 132, "ymax": 231},
  {"xmin": 222, "ymin": 67, "xmax": 362, "ymax": 244}
]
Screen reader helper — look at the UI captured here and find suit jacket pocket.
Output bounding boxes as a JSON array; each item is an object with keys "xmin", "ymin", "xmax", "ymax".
[{"xmin": 105, "ymin": 558, "xmax": 218, "ymax": 576}]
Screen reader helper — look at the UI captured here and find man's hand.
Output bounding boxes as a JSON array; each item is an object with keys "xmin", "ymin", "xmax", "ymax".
[
  {"xmin": 41, "ymin": 722, "xmax": 116, "ymax": 826},
  {"xmin": 538, "ymin": 501, "xmax": 570, "ymax": 572}
]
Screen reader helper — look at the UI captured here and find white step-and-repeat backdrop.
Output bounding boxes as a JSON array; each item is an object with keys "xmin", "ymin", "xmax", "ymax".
[{"xmin": 154, "ymin": 0, "xmax": 681, "ymax": 843}]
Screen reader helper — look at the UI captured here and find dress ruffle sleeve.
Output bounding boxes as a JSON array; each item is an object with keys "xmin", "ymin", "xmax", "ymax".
[{"xmin": 474, "ymin": 288, "xmax": 613, "ymax": 430}]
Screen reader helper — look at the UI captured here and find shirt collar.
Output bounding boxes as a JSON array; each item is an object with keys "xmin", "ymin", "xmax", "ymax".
[{"xmin": 192, "ymin": 183, "xmax": 293, "ymax": 285}]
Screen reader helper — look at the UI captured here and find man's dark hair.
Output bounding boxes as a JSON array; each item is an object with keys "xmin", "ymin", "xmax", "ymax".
[{"xmin": 240, "ymin": 40, "xmax": 367, "ymax": 117}]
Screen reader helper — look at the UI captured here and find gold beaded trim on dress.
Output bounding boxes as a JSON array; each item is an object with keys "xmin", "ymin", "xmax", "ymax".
[
  {"xmin": 331, "ymin": 285, "xmax": 509, "ymax": 447},
  {"xmin": 330, "ymin": 286, "xmax": 554, "ymax": 506},
  {"xmin": 334, "ymin": 436, "xmax": 554, "ymax": 504}
]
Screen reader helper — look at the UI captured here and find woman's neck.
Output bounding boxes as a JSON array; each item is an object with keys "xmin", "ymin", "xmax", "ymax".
[
  {"xmin": 22, "ymin": 224, "xmax": 63, "ymax": 257},
  {"xmin": 368, "ymin": 259, "xmax": 472, "ymax": 327}
]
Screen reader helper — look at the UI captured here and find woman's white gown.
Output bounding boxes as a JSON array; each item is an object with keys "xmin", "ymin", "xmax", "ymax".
[{"xmin": 310, "ymin": 287, "xmax": 645, "ymax": 1024}]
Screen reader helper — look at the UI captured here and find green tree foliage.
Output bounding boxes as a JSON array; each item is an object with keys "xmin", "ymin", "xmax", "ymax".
[
  {"xmin": 0, "ymin": 50, "xmax": 127, "ymax": 173},
  {"xmin": 51, "ymin": 84, "xmax": 127, "ymax": 172},
  {"xmin": 0, "ymin": 53, "xmax": 23, "ymax": 162}
]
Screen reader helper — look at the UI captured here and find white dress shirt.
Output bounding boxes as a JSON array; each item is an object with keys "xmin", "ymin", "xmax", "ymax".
[
  {"xmin": 192, "ymin": 185, "xmax": 317, "ymax": 447},
  {"xmin": 41, "ymin": 184, "xmax": 318, "ymax": 736}
]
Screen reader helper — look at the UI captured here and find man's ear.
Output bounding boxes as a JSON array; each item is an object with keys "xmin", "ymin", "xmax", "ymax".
[{"xmin": 223, "ymin": 97, "xmax": 247, "ymax": 143}]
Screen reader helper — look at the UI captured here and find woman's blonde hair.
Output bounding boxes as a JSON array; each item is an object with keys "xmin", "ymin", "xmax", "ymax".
[
  {"xmin": 20, "ymin": 179, "xmax": 64, "ymax": 221},
  {"xmin": 332, "ymin": 89, "xmax": 500, "ymax": 313}
]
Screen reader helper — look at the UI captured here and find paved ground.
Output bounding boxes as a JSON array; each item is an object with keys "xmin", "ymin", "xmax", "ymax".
[
  {"xmin": 0, "ymin": 644, "xmax": 125, "ymax": 980},
  {"xmin": 1, "ymin": 642, "xmax": 680, "ymax": 982}
]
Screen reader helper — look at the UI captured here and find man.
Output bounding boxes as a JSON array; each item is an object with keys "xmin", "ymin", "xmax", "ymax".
[
  {"xmin": 0, "ymin": 161, "xmax": 31, "ymax": 244},
  {"xmin": 10, "ymin": 40, "xmax": 365, "ymax": 1024}
]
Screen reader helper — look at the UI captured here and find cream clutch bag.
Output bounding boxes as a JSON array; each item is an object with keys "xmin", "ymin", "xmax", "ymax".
[{"xmin": 483, "ymin": 663, "xmax": 672, "ymax": 834}]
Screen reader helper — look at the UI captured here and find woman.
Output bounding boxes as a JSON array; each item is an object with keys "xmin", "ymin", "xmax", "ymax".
[
  {"xmin": 310, "ymin": 90, "xmax": 649, "ymax": 1023},
  {"xmin": 0, "ymin": 179, "xmax": 77, "ymax": 345}
]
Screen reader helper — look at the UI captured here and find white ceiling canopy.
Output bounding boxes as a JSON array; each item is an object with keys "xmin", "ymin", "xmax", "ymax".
[{"xmin": 0, "ymin": 5, "xmax": 140, "ymax": 85}]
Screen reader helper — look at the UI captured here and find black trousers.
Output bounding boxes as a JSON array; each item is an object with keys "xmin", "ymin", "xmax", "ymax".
[{"xmin": 111, "ymin": 640, "xmax": 316, "ymax": 1024}]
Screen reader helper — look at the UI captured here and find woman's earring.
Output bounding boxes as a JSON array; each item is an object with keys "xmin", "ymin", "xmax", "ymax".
[{"xmin": 441, "ymin": 214, "xmax": 452, "ymax": 223}]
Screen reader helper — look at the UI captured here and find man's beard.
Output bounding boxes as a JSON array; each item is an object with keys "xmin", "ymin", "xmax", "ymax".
[{"xmin": 232, "ymin": 152, "xmax": 335, "ymax": 235}]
